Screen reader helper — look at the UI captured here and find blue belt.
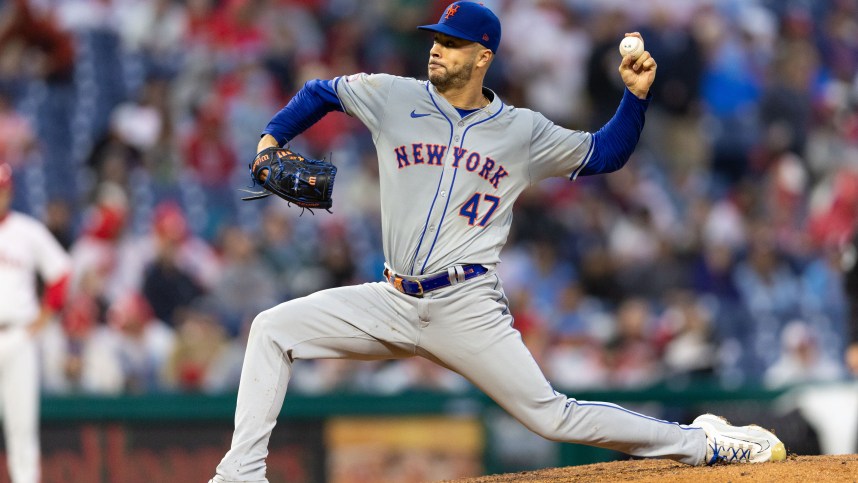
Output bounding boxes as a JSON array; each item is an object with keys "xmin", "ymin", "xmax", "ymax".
[{"xmin": 384, "ymin": 264, "xmax": 488, "ymax": 297}]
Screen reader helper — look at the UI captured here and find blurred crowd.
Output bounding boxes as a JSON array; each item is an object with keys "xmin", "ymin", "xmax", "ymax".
[{"xmin": 1, "ymin": 0, "xmax": 857, "ymax": 396}]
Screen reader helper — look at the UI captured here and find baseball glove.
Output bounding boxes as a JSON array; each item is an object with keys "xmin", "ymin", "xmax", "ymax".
[{"xmin": 240, "ymin": 146, "xmax": 337, "ymax": 213}]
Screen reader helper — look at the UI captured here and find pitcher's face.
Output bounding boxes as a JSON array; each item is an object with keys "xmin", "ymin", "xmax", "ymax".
[{"xmin": 427, "ymin": 33, "xmax": 481, "ymax": 91}]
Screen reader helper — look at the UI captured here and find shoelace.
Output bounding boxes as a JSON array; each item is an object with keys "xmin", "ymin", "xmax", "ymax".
[{"xmin": 709, "ymin": 437, "xmax": 752, "ymax": 463}]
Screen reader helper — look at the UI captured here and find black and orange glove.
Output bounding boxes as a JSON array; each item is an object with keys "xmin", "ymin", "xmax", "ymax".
[{"xmin": 240, "ymin": 147, "xmax": 337, "ymax": 213}]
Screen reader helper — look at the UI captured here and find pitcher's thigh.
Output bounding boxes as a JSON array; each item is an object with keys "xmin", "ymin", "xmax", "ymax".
[
  {"xmin": 419, "ymin": 289, "xmax": 563, "ymax": 435},
  {"xmin": 441, "ymin": 324, "xmax": 561, "ymax": 420},
  {"xmin": 250, "ymin": 282, "xmax": 417, "ymax": 360}
]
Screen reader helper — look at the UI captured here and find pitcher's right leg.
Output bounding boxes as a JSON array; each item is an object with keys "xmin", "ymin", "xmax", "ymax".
[{"xmin": 213, "ymin": 282, "xmax": 416, "ymax": 482}]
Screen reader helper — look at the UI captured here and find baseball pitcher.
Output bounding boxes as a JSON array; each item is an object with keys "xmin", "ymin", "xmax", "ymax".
[
  {"xmin": 211, "ymin": 3, "xmax": 785, "ymax": 481},
  {"xmin": 0, "ymin": 162, "xmax": 71, "ymax": 483}
]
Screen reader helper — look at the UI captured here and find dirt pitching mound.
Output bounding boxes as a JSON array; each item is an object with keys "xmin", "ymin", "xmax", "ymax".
[{"xmin": 447, "ymin": 454, "xmax": 858, "ymax": 482}]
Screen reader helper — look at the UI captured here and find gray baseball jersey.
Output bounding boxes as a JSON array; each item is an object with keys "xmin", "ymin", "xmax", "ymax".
[
  {"xmin": 333, "ymin": 73, "xmax": 592, "ymax": 276},
  {"xmin": 212, "ymin": 73, "xmax": 709, "ymax": 483}
]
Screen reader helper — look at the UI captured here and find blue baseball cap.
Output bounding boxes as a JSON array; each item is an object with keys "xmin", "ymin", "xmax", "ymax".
[{"xmin": 418, "ymin": 2, "xmax": 501, "ymax": 53}]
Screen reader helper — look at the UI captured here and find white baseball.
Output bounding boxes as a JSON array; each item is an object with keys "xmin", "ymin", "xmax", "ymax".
[{"xmin": 619, "ymin": 36, "xmax": 644, "ymax": 59}]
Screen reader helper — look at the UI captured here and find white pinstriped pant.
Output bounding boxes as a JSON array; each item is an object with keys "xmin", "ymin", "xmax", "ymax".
[
  {"xmin": 0, "ymin": 327, "xmax": 39, "ymax": 483},
  {"xmin": 214, "ymin": 271, "xmax": 706, "ymax": 482}
]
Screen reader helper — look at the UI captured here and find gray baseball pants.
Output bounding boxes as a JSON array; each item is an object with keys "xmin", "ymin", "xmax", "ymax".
[{"xmin": 213, "ymin": 270, "xmax": 706, "ymax": 482}]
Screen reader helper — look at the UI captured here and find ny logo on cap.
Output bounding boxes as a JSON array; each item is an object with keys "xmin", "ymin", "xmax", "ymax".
[{"xmin": 445, "ymin": 4, "xmax": 459, "ymax": 19}]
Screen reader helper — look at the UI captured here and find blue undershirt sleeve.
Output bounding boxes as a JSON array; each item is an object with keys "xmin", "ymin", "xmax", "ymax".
[
  {"xmin": 578, "ymin": 88, "xmax": 651, "ymax": 176},
  {"xmin": 262, "ymin": 79, "xmax": 344, "ymax": 146}
]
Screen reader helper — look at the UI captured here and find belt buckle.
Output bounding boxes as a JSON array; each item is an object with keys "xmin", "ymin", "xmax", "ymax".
[{"xmin": 387, "ymin": 270, "xmax": 425, "ymax": 297}]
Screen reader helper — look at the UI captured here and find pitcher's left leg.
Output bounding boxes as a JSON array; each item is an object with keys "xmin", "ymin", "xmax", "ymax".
[{"xmin": 420, "ymin": 275, "xmax": 706, "ymax": 465}]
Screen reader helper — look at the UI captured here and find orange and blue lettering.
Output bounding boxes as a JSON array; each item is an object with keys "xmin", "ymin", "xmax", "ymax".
[
  {"xmin": 452, "ymin": 147, "xmax": 468, "ymax": 168},
  {"xmin": 479, "ymin": 157, "xmax": 495, "ymax": 180},
  {"xmin": 425, "ymin": 144, "xmax": 446, "ymax": 165},
  {"xmin": 395, "ymin": 145, "xmax": 410, "ymax": 168},
  {"xmin": 489, "ymin": 166, "xmax": 508, "ymax": 188},
  {"xmin": 466, "ymin": 152, "xmax": 480, "ymax": 171}
]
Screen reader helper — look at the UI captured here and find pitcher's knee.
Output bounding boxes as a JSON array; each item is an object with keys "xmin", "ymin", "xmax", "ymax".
[
  {"xmin": 248, "ymin": 302, "xmax": 305, "ymax": 343},
  {"xmin": 516, "ymin": 401, "xmax": 582, "ymax": 443},
  {"xmin": 248, "ymin": 307, "xmax": 288, "ymax": 344},
  {"xmin": 526, "ymin": 421, "xmax": 568, "ymax": 442},
  {"xmin": 249, "ymin": 309, "xmax": 275, "ymax": 335}
]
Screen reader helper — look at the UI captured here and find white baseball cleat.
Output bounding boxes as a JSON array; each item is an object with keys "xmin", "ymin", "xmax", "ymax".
[{"xmin": 693, "ymin": 413, "xmax": 787, "ymax": 465}]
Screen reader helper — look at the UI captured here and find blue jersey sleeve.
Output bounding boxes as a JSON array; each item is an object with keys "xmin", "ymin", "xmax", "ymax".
[
  {"xmin": 262, "ymin": 79, "xmax": 344, "ymax": 146},
  {"xmin": 578, "ymin": 88, "xmax": 650, "ymax": 176}
]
